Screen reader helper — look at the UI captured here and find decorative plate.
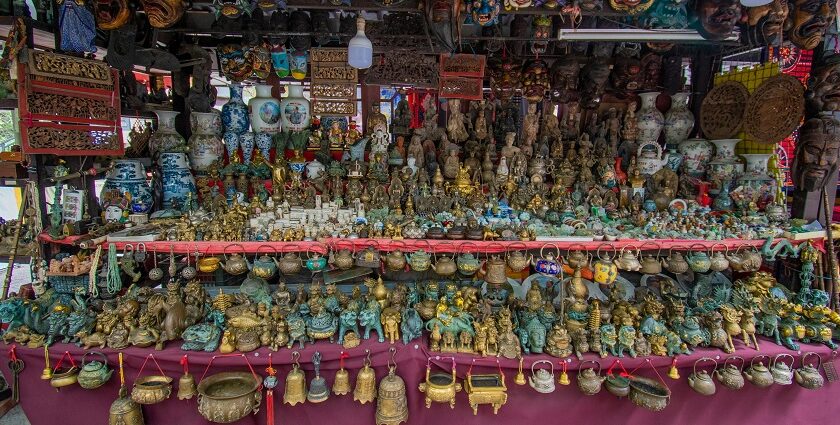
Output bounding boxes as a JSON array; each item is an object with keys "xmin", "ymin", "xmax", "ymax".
[
  {"xmin": 743, "ymin": 74, "xmax": 805, "ymax": 144},
  {"xmin": 700, "ymin": 80, "xmax": 749, "ymax": 139}
]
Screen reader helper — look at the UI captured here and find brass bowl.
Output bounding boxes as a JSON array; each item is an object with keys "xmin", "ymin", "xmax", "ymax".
[
  {"xmin": 50, "ymin": 366, "xmax": 79, "ymax": 388},
  {"xmin": 131, "ymin": 375, "xmax": 173, "ymax": 405},
  {"xmin": 197, "ymin": 372, "xmax": 262, "ymax": 423},
  {"xmin": 629, "ymin": 376, "xmax": 670, "ymax": 411},
  {"xmin": 198, "ymin": 257, "xmax": 221, "ymax": 273}
]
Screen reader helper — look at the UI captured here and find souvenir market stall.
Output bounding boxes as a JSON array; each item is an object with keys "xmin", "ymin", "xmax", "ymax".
[{"xmin": 0, "ymin": 0, "xmax": 840, "ymax": 423}]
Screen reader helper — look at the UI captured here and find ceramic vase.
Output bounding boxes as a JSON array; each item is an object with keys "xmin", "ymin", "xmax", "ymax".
[
  {"xmin": 741, "ymin": 154, "xmax": 772, "ymax": 176},
  {"xmin": 711, "ymin": 139, "xmax": 741, "ymax": 161},
  {"xmin": 100, "ymin": 160, "xmax": 153, "ymax": 213},
  {"xmin": 665, "ymin": 145, "xmax": 683, "ymax": 172},
  {"xmin": 255, "ymin": 132, "xmax": 273, "ymax": 160},
  {"xmin": 664, "ymin": 92, "xmax": 694, "ymax": 144},
  {"xmin": 149, "ymin": 110, "xmax": 186, "ymax": 157},
  {"xmin": 240, "ymin": 132, "xmax": 255, "ymax": 164},
  {"xmin": 188, "ymin": 111, "xmax": 224, "ymax": 173},
  {"xmin": 306, "ymin": 158, "xmax": 325, "ymax": 179},
  {"xmin": 636, "ymin": 92, "xmax": 664, "ymax": 143},
  {"xmin": 222, "ymin": 83, "xmax": 250, "ymax": 135},
  {"xmin": 280, "ymin": 84, "xmax": 310, "ymax": 132},
  {"xmin": 249, "ymin": 84, "xmax": 282, "ymax": 134},
  {"xmin": 160, "ymin": 153, "xmax": 197, "ymax": 210},
  {"xmin": 678, "ymin": 137, "xmax": 713, "ymax": 178},
  {"xmin": 713, "ymin": 182, "xmax": 733, "ymax": 211}
]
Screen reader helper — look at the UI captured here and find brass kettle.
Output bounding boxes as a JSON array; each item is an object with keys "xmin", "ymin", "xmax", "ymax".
[
  {"xmin": 506, "ymin": 244, "xmax": 532, "ymax": 273},
  {"xmin": 283, "ymin": 351, "xmax": 306, "ymax": 406},
  {"xmin": 714, "ymin": 356, "xmax": 745, "ymax": 390},
  {"xmin": 662, "ymin": 248, "xmax": 689, "ymax": 274},
  {"xmin": 329, "ymin": 243, "xmax": 355, "ymax": 271},
  {"xmin": 251, "ymin": 246, "xmax": 278, "ymax": 279},
  {"xmin": 277, "ymin": 246, "xmax": 303, "ymax": 275},
  {"xmin": 685, "ymin": 244, "xmax": 712, "ymax": 273},
  {"xmin": 221, "ymin": 244, "xmax": 250, "ymax": 276},
  {"xmin": 771, "ymin": 353, "xmax": 795, "ymax": 385},
  {"xmin": 406, "ymin": 248, "xmax": 432, "ymax": 272},
  {"xmin": 564, "ymin": 245, "xmax": 591, "ymax": 270},
  {"xmin": 743, "ymin": 355, "xmax": 774, "ymax": 388},
  {"xmin": 384, "ymin": 245, "xmax": 408, "ymax": 272},
  {"xmin": 528, "ymin": 360, "xmax": 556, "ymax": 394},
  {"xmin": 708, "ymin": 244, "xmax": 730, "ymax": 272},
  {"xmin": 614, "ymin": 245, "xmax": 642, "ymax": 272},
  {"xmin": 795, "ymin": 352, "xmax": 825, "ymax": 390},
  {"xmin": 456, "ymin": 242, "xmax": 482, "ymax": 276},
  {"xmin": 687, "ymin": 357, "xmax": 717, "ymax": 396},
  {"xmin": 484, "ymin": 254, "xmax": 508, "ymax": 285},
  {"xmin": 78, "ymin": 351, "xmax": 113, "ymax": 390},
  {"xmin": 577, "ymin": 360, "xmax": 605, "ymax": 396},
  {"xmin": 431, "ymin": 248, "xmax": 458, "ymax": 277}
]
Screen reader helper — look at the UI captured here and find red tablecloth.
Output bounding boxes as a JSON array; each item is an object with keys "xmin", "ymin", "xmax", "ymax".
[{"xmin": 2, "ymin": 336, "xmax": 837, "ymax": 425}]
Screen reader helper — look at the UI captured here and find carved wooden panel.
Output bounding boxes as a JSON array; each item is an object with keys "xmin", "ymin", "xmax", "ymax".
[
  {"xmin": 439, "ymin": 54, "xmax": 486, "ymax": 78},
  {"xmin": 313, "ymin": 99, "xmax": 358, "ymax": 116},
  {"xmin": 439, "ymin": 76, "xmax": 484, "ymax": 100},
  {"xmin": 365, "ymin": 52, "xmax": 439, "ymax": 88},
  {"xmin": 310, "ymin": 48, "xmax": 358, "ymax": 116}
]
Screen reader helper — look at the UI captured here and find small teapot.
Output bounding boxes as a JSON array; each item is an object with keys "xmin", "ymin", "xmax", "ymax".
[
  {"xmin": 794, "ymin": 352, "xmax": 825, "ymax": 390},
  {"xmin": 614, "ymin": 245, "xmax": 642, "ymax": 272},
  {"xmin": 743, "ymin": 355, "xmax": 774, "ymax": 388},
  {"xmin": 771, "ymin": 353, "xmax": 795, "ymax": 385},
  {"xmin": 384, "ymin": 246, "xmax": 408, "ymax": 272},
  {"xmin": 662, "ymin": 249, "xmax": 689, "ymax": 274},
  {"xmin": 592, "ymin": 245, "xmax": 618, "ymax": 286},
  {"xmin": 277, "ymin": 247, "xmax": 303, "ymax": 275},
  {"xmin": 431, "ymin": 250, "xmax": 458, "ymax": 277},
  {"xmin": 577, "ymin": 360, "xmax": 605, "ymax": 395},
  {"xmin": 483, "ymin": 253, "xmax": 508, "ymax": 285},
  {"xmin": 744, "ymin": 247, "xmax": 763, "ymax": 272},
  {"xmin": 533, "ymin": 243, "xmax": 561, "ymax": 276},
  {"xmin": 355, "ymin": 245, "xmax": 382, "ymax": 268},
  {"xmin": 714, "ymin": 356, "xmax": 745, "ymax": 390},
  {"xmin": 685, "ymin": 244, "xmax": 712, "ymax": 273},
  {"xmin": 77, "ymin": 352, "xmax": 113, "ymax": 390},
  {"xmin": 251, "ymin": 246, "xmax": 278, "ymax": 279},
  {"xmin": 456, "ymin": 243, "xmax": 482, "ymax": 276},
  {"xmin": 305, "ymin": 248, "xmax": 328, "ymax": 272},
  {"xmin": 688, "ymin": 357, "xmax": 717, "ymax": 396},
  {"xmin": 221, "ymin": 244, "xmax": 251, "ymax": 276},
  {"xmin": 506, "ymin": 244, "xmax": 533, "ymax": 273},
  {"xmin": 565, "ymin": 246, "xmax": 591, "ymax": 270},
  {"xmin": 638, "ymin": 243, "xmax": 662, "ymax": 275},
  {"xmin": 406, "ymin": 248, "xmax": 432, "ymax": 272},
  {"xmin": 708, "ymin": 244, "xmax": 730, "ymax": 272},
  {"xmin": 528, "ymin": 360, "xmax": 556, "ymax": 394},
  {"xmin": 727, "ymin": 247, "xmax": 759, "ymax": 273},
  {"xmin": 329, "ymin": 243, "xmax": 355, "ymax": 271}
]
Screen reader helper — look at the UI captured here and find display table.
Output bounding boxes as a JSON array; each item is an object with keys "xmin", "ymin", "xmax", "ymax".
[{"xmin": 2, "ymin": 336, "xmax": 836, "ymax": 425}]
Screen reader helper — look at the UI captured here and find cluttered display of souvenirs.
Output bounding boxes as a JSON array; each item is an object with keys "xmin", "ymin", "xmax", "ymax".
[{"xmin": 2, "ymin": 0, "xmax": 840, "ymax": 422}]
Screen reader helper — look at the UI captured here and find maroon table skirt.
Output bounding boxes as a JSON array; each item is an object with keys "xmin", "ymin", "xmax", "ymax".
[{"xmin": 2, "ymin": 336, "xmax": 837, "ymax": 425}]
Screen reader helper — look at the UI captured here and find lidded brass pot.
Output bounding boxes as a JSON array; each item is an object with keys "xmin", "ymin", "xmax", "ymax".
[
  {"xmin": 795, "ymin": 352, "xmax": 825, "ymax": 390},
  {"xmin": 662, "ymin": 247, "xmax": 689, "ymax": 274},
  {"xmin": 687, "ymin": 357, "xmax": 717, "ymax": 396},
  {"xmin": 283, "ymin": 351, "xmax": 306, "ymax": 406},
  {"xmin": 406, "ymin": 244, "xmax": 432, "ymax": 272},
  {"xmin": 376, "ymin": 348, "xmax": 408, "ymax": 425},
  {"xmin": 329, "ymin": 241, "xmax": 355, "ymax": 271},
  {"xmin": 355, "ymin": 243, "xmax": 382, "ymax": 268},
  {"xmin": 577, "ymin": 360, "xmax": 605, "ymax": 395},
  {"xmin": 484, "ymin": 250, "xmax": 508, "ymax": 286},
  {"xmin": 564, "ymin": 244, "xmax": 591, "ymax": 270},
  {"xmin": 714, "ymin": 356, "xmax": 745, "ymax": 390},
  {"xmin": 455, "ymin": 242, "xmax": 482, "ymax": 277},
  {"xmin": 277, "ymin": 244, "xmax": 303, "ymax": 275},
  {"xmin": 354, "ymin": 350, "xmax": 377, "ymax": 404},
  {"xmin": 743, "ymin": 355, "xmax": 774, "ymax": 388},
  {"xmin": 418, "ymin": 356, "xmax": 461, "ymax": 408},
  {"xmin": 638, "ymin": 242, "xmax": 662, "ymax": 275},
  {"xmin": 251, "ymin": 245, "xmax": 278, "ymax": 279},
  {"xmin": 708, "ymin": 243, "xmax": 730, "ymax": 272},
  {"xmin": 614, "ymin": 245, "xmax": 642, "ymax": 272},
  {"xmin": 384, "ymin": 242, "xmax": 408, "ymax": 272},
  {"xmin": 431, "ymin": 247, "xmax": 458, "ymax": 277}
]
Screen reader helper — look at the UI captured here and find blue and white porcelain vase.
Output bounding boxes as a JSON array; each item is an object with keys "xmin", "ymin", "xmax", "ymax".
[
  {"xmin": 188, "ymin": 112, "xmax": 224, "ymax": 173},
  {"xmin": 249, "ymin": 84, "xmax": 282, "ymax": 134},
  {"xmin": 100, "ymin": 160, "xmax": 153, "ymax": 213},
  {"xmin": 222, "ymin": 83, "xmax": 250, "ymax": 135},
  {"xmin": 160, "ymin": 153, "xmax": 197, "ymax": 209},
  {"xmin": 636, "ymin": 92, "xmax": 664, "ymax": 143},
  {"xmin": 240, "ymin": 132, "xmax": 256, "ymax": 164},
  {"xmin": 255, "ymin": 132, "xmax": 273, "ymax": 160},
  {"xmin": 223, "ymin": 131, "xmax": 240, "ymax": 161},
  {"xmin": 665, "ymin": 145, "xmax": 683, "ymax": 172},
  {"xmin": 280, "ymin": 84, "xmax": 310, "ymax": 132},
  {"xmin": 664, "ymin": 92, "xmax": 694, "ymax": 145},
  {"xmin": 150, "ymin": 110, "xmax": 186, "ymax": 157}
]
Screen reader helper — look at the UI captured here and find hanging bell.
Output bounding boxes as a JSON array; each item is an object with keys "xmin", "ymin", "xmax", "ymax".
[
  {"xmin": 668, "ymin": 357, "xmax": 680, "ymax": 380},
  {"xmin": 109, "ymin": 353, "xmax": 144, "ymax": 425},
  {"xmin": 558, "ymin": 362, "xmax": 570, "ymax": 386},
  {"xmin": 333, "ymin": 352, "xmax": 351, "ymax": 396},
  {"xmin": 354, "ymin": 350, "xmax": 377, "ymax": 404},
  {"xmin": 375, "ymin": 348, "xmax": 408, "ymax": 425},
  {"xmin": 41, "ymin": 346, "xmax": 52, "ymax": 380},
  {"xmin": 177, "ymin": 355, "xmax": 196, "ymax": 400},
  {"xmin": 307, "ymin": 352, "xmax": 329, "ymax": 403},
  {"xmin": 283, "ymin": 351, "xmax": 307, "ymax": 406},
  {"xmin": 514, "ymin": 356, "xmax": 526, "ymax": 386}
]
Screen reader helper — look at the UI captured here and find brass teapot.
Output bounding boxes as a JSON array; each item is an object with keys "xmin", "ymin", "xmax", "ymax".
[
  {"xmin": 456, "ymin": 243, "xmax": 482, "ymax": 276},
  {"xmin": 431, "ymin": 246, "xmax": 458, "ymax": 277},
  {"xmin": 708, "ymin": 244, "xmax": 730, "ymax": 272},
  {"xmin": 528, "ymin": 360, "xmax": 556, "ymax": 394},
  {"xmin": 329, "ymin": 242, "xmax": 355, "ymax": 271},
  {"xmin": 251, "ymin": 246, "xmax": 278, "ymax": 279},
  {"xmin": 687, "ymin": 357, "xmax": 717, "ymax": 396},
  {"xmin": 221, "ymin": 244, "xmax": 251, "ymax": 276},
  {"xmin": 355, "ymin": 244, "xmax": 382, "ymax": 268},
  {"xmin": 483, "ymin": 253, "xmax": 507, "ymax": 285},
  {"xmin": 614, "ymin": 245, "xmax": 642, "ymax": 272},
  {"xmin": 771, "ymin": 353, "xmax": 795, "ymax": 385},
  {"xmin": 638, "ymin": 243, "xmax": 662, "ymax": 275},
  {"xmin": 565, "ymin": 245, "xmax": 591, "ymax": 270},
  {"xmin": 661, "ymin": 248, "xmax": 689, "ymax": 274},
  {"xmin": 794, "ymin": 352, "xmax": 825, "ymax": 390},
  {"xmin": 743, "ymin": 355, "xmax": 774, "ymax": 388},
  {"xmin": 714, "ymin": 356, "xmax": 745, "ymax": 390},
  {"xmin": 506, "ymin": 243, "xmax": 532, "ymax": 273},
  {"xmin": 78, "ymin": 352, "xmax": 113, "ymax": 390},
  {"xmin": 406, "ymin": 247, "xmax": 432, "ymax": 272},
  {"xmin": 277, "ymin": 245, "xmax": 303, "ymax": 275},
  {"xmin": 577, "ymin": 360, "xmax": 605, "ymax": 396},
  {"xmin": 727, "ymin": 247, "xmax": 762, "ymax": 273},
  {"xmin": 384, "ymin": 244, "xmax": 408, "ymax": 272},
  {"xmin": 685, "ymin": 244, "xmax": 712, "ymax": 273}
]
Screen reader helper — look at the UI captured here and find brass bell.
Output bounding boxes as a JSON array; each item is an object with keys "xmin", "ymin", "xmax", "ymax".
[
  {"xmin": 354, "ymin": 349, "xmax": 376, "ymax": 404},
  {"xmin": 558, "ymin": 361, "xmax": 570, "ymax": 386},
  {"xmin": 41, "ymin": 346, "xmax": 52, "ymax": 380},
  {"xmin": 109, "ymin": 353, "xmax": 145, "ymax": 425},
  {"xmin": 307, "ymin": 352, "xmax": 329, "ymax": 403},
  {"xmin": 514, "ymin": 356, "xmax": 526, "ymax": 386},
  {"xmin": 376, "ymin": 348, "xmax": 408, "ymax": 425},
  {"xmin": 284, "ymin": 351, "xmax": 307, "ymax": 406},
  {"xmin": 177, "ymin": 355, "xmax": 196, "ymax": 400},
  {"xmin": 333, "ymin": 352, "xmax": 351, "ymax": 396},
  {"xmin": 668, "ymin": 357, "xmax": 680, "ymax": 380}
]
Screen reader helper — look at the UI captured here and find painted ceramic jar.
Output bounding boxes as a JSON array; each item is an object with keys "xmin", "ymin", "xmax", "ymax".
[
  {"xmin": 160, "ymin": 153, "xmax": 197, "ymax": 209},
  {"xmin": 741, "ymin": 154, "xmax": 772, "ymax": 176},
  {"xmin": 664, "ymin": 92, "xmax": 694, "ymax": 144},
  {"xmin": 636, "ymin": 92, "xmax": 664, "ymax": 143},
  {"xmin": 249, "ymin": 84, "xmax": 282, "ymax": 134},
  {"xmin": 100, "ymin": 160, "xmax": 153, "ymax": 213},
  {"xmin": 222, "ymin": 83, "xmax": 250, "ymax": 135},
  {"xmin": 711, "ymin": 139, "xmax": 740, "ymax": 161},
  {"xmin": 150, "ymin": 110, "xmax": 186, "ymax": 157},
  {"xmin": 240, "ymin": 132, "xmax": 255, "ymax": 164},
  {"xmin": 665, "ymin": 146, "xmax": 683, "ymax": 172},
  {"xmin": 188, "ymin": 112, "xmax": 224, "ymax": 172},
  {"xmin": 707, "ymin": 161, "xmax": 738, "ymax": 195},
  {"xmin": 280, "ymin": 85, "xmax": 310, "ymax": 132},
  {"xmin": 254, "ymin": 132, "xmax": 273, "ymax": 159},
  {"xmin": 678, "ymin": 137, "xmax": 713, "ymax": 178}
]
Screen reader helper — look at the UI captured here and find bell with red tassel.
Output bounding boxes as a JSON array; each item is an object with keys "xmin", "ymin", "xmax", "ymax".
[
  {"xmin": 177, "ymin": 355, "xmax": 196, "ymax": 400},
  {"xmin": 264, "ymin": 353, "xmax": 278, "ymax": 425}
]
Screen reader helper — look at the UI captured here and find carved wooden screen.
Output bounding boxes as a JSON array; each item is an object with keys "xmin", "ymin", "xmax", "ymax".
[
  {"xmin": 17, "ymin": 51, "xmax": 124, "ymax": 155},
  {"xmin": 438, "ymin": 54, "xmax": 485, "ymax": 100},
  {"xmin": 310, "ymin": 48, "xmax": 358, "ymax": 116}
]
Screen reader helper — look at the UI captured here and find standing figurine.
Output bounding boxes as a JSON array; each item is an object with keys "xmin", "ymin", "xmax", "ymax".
[{"xmin": 446, "ymin": 99, "xmax": 470, "ymax": 143}]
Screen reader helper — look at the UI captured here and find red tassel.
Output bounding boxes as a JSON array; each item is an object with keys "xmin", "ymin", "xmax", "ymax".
[{"xmin": 266, "ymin": 389, "xmax": 275, "ymax": 425}]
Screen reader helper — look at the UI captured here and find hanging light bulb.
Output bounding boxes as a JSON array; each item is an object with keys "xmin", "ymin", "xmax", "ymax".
[{"xmin": 348, "ymin": 16, "xmax": 372, "ymax": 69}]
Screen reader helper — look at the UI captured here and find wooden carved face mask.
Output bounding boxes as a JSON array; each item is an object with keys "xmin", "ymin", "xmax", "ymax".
[
  {"xmin": 745, "ymin": 0, "xmax": 789, "ymax": 45},
  {"xmin": 793, "ymin": 115, "xmax": 840, "ymax": 192},
  {"xmin": 693, "ymin": 0, "xmax": 741, "ymax": 40},
  {"xmin": 806, "ymin": 59, "xmax": 840, "ymax": 115},
  {"xmin": 139, "ymin": 0, "xmax": 185, "ymax": 28},
  {"xmin": 787, "ymin": 0, "xmax": 834, "ymax": 49}
]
